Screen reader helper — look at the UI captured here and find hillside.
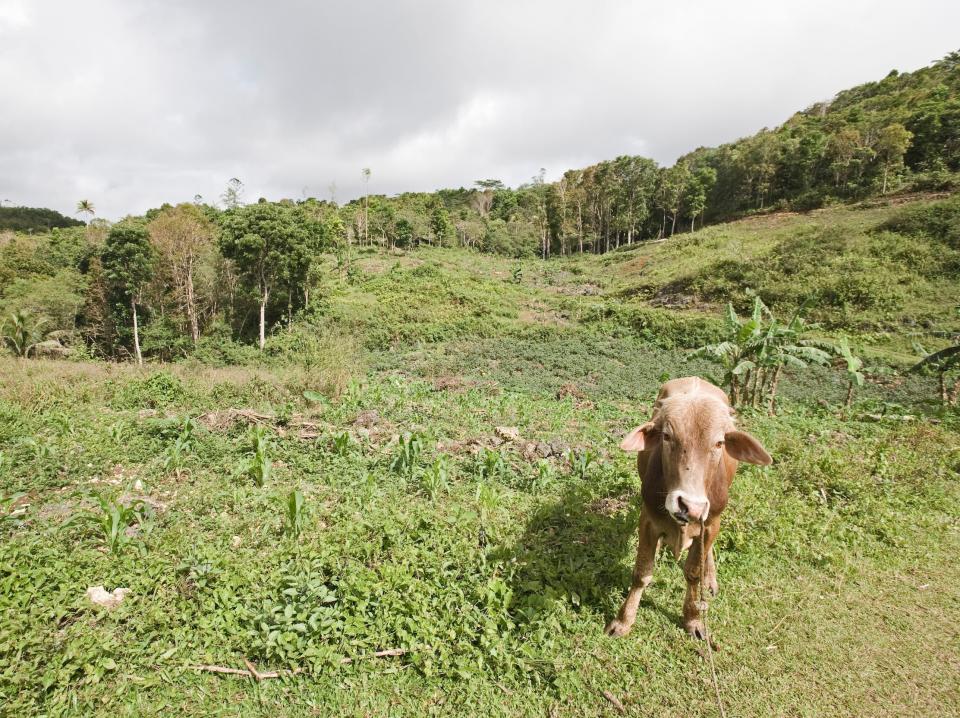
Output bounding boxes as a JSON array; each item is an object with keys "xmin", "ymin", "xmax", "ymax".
[{"xmin": 2, "ymin": 198, "xmax": 958, "ymax": 713}]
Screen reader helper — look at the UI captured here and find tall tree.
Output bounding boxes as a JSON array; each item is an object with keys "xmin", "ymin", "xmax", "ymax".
[
  {"xmin": 148, "ymin": 204, "xmax": 216, "ymax": 344},
  {"xmin": 221, "ymin": 178, "xmax": 245, "ymax": 209},
  {"xmin": 219, "ymin": 202, "xmax": 313, "ymax": 350},
  {"xmin": 101, "ymin": 223, "xmax": 154, "ymax": 365},
  {"xmin": 875, "ymin": 123, "xmax": 913, "ymax": 193},
  {"xmin": 75, "ymin": 200, "xmax": 95, "ymax": 219}
]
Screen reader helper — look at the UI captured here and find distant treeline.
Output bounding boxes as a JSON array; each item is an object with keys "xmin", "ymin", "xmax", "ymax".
[
  {"xmin": 338, "ymin": 51, "xmax": 959, "ymax": 257},
  {"xmin": 0, "ymin": 206, "xmax": 84, "ymax": 233},
  {"xmin": 2, "ymin": 52, "xmax": 959, "ymax": 361}
]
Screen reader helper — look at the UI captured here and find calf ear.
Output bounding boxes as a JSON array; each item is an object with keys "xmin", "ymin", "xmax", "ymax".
[
  {"xmin": 724, "ymin": 430, "xmax": 772, "ymax": 465},
  {"xmin": 620, "ymin": 422, "xmax": 657, "ymax": 452}
]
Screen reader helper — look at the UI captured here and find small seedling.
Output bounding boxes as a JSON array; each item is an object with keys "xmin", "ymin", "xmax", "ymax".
[
  {"xmin": 331, "ymin": 431, "xmax": 353, "ymax": 456},
  {"xmin": 390, "ymin": 433, "xmax": 423, "ymax": 479},
  {"xmin": 421, "ymin": 456, "xmax": 450, "ymax": 500},
  {"xmin": 476, "ymin": 448, "xmax": 506, "ymax": 481},
  {"xmin": 567, "ymin": 448, "xmax": 599, "ymax": 479},
  {"xmin": 93, "ymin": 495, "xmax": 150, "ymax": 553},
  {"xmin": 533, "ymin": 459, "xmax": 554, "ymax": 491},
  {"xmin": 244, "ymin": 425, "xmax": 272, "ymax": 487},
  {"xmin": 283, "ymin": 490, "xmax": 307, "ymax": 538}
]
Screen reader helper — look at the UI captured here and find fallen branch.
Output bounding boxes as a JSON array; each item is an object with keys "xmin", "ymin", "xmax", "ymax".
[
  {"xmin": 602, "ymin": 690, "xmax": 626, "ymax": 714},
  {"xmin": 190, "ymin": 648, "xmax": 408, "ymax": 679}
]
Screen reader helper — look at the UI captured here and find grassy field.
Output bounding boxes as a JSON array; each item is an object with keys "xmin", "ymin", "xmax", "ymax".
[{"xmin": 2, "ymin": 197, "xmax": 959, "ymax": 716}]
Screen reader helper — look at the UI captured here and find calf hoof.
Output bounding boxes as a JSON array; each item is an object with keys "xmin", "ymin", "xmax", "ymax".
[
  {"xmin": 604, "ymin": 618, "xmax": 634, "ymax": 637},
  {"xmin": 685, "ymin": 619, "xmax": 707, "ymax": 641}
]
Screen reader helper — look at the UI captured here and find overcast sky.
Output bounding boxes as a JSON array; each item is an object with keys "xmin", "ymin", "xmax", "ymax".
[{"xmin": 1, "ymin": 1, "xmax": 958, "ymax": 220}]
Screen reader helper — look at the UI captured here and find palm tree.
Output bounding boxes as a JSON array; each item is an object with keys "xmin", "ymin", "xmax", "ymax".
[
  {"xmin": 76, "ymin": 200, "xmax": 95, "ymax": 219},
  {"xmin": 1, "ymin": 311, "xmax": 47, "ymax": 358}
]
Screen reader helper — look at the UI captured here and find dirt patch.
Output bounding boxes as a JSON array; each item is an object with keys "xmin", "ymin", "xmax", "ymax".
[{"xmin": 588, "ymin": 494, "xmax": 633, "ymax": 517}]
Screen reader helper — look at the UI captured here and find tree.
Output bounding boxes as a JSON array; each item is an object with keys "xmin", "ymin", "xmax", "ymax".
[
  {"xmin": 221, "ymin": 178, "xmax": 245, "ymax": 209},
  {"xmin": 148, "ymin": 204, "xmax": 216, "ymax": 345},
  {"xmin": 875, "ymin": 123, "xmax": 913, "ymax": 193},
  {"xmin": 218, "ymin": 202, "xmax": 314, "ymax": 349},
  {"xmin": 75, "ymin": 200, "xmax": 95, "ymax": 220},
  {"xmin": 361, "ymin": 168, "xmax": 371, "ymax": 245},
  {"xmin": 430, "ymin": 204, "xmax": 452, "ymax": 247},
  {"xmin": 101, "ymin": 223, "xmax": 155, "ymax": 365},
  {"xmin": 1, "ymin": 310, "xmax": 47, "ymax": 357}
]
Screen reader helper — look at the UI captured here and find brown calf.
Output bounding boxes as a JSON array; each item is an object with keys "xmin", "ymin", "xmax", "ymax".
[{"xmin": 605, "ymin": 376, "xmax": 771, "ymax": 640}]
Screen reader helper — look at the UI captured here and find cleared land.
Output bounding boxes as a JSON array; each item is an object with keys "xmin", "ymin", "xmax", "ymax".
[{"xmin": 1, "ymin": 197, "xmax": 959, "ymax": 716}]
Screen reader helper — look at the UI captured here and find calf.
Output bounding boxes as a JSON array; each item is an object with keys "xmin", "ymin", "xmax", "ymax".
[{"xmin": 605, "ymin": 376, "xmax": 771, "ymax": 640}]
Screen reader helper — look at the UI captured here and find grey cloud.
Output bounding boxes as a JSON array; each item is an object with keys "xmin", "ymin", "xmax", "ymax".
[{"xmin": 1, "ymin": 0, "xmax": 958, "ymax": 218}]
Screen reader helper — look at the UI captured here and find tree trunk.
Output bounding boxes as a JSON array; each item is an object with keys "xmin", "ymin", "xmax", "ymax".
[
  {"xmin": 730, "ymin": 375, "xmax": 741, "ymax": 407},
  {"xmin": 882, "ymin": 165, "xmax": 889, "ymax": 194},
  {"xmin": 131, "ymin": 295, "xmax": 142, "ymax": 366},
  {"xmin": 186, "ymin": 259, "xmax": 199, "ymax": 345},
  {"xmin": 767, "ymin": 366, "xmax": 782, "ymax": 415},
  {"xmin": 940, "ymin": 370, "xmax": 948, "ymax": 405},
  {"xmin": 741, "ymin": 369, "xmax": 752, "ymax": 407},
  {"xmin": 304, "ymin": 287, "xmax": 310, "ymax": 312},
  {"xmin": 670, "ymin": 213, "xmax": 677, "ymax": 237},
  {"xmin": 845, "ymin": 380, "xmax": 854, "ymax": 408},
  {"xmin": 259, "ymin": 287, "xmax": 269, "ymax": 351}
]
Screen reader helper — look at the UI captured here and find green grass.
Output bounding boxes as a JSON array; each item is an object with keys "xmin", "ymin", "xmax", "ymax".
[
  {"xmin": 2, "ymin": 194, "xmax": 959, "ymax": 715},
  {"xmin": 1, "ymin": 350, "xmax": 958, "ymax": 716}
]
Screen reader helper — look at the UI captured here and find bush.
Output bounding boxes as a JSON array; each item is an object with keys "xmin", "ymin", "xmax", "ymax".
[{"xmin": 881, "ymin": 195, "xmax": 960, "ymax": 249}]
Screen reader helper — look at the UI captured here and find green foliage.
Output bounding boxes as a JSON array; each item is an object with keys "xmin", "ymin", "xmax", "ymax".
[
  {"xmin": 91, "ymin": 495, "xmax": 150, "ymax": 553},
  {"xmin": 283, "ymin": 489, "xmax": 307, "ymax": 538},
  {"xmin": 390, "ymin": 432, "xmax": 423, "ymax": 479},
  {"xmin": 101, "ymin": 222, "xmax": 154, "ymax": 300},
  {"xmin": 421, "ymin": 456, "xmax": 450, "ymax": 500},
  {"xmin": 1, "ymin": 310, "xmax": 47, "ymax": 357},
  {"xmin": 241, "ymin": 425, "xmax": 272, "ymax": 487},
  {"xmin": 0, "ymin": 205, "xmax": 83, "ymax": 232}
]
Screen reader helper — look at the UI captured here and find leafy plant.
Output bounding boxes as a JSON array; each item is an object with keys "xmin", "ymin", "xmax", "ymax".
[
  {"xmin": 93, "ymin": 495, "xmax": 150, "ymax": 553},
  {"xmin": 283, "ymin": 490, "xmax": 308, "ymax": 538},
  {"xmin": 239, "ymin": 425, "xmax": 272, "ymax": 487},
  {"xmin": 475, "ymin": 448, "xmax": 506, "ymax": 481},
  {"xmin": 331, "ymin": 431, "xmax": 353, "ymax": 456},
  {"xmin": 390, "ymin": 432, "xmax": 423, "ymax": 479},
  {"xmin": 162, "ymin": 415, "xmax": 199, "ymax": 476},
  {"xmin": 694, "ymin": 297, "xmax": 830, "ymax": 411},
  {"xmin": 567, "ymin": 448, "xmax": 599, "ymax": 479},
  {"xmin": 421, "ymin": 456, "xmax": 450, "ymax": 500},
  {"xmin": 836, "ymin": 338, "xmax": 865, "ymax": 408},
  {"xmin": 1, "ymin": 310, "xmax": 47, "ymax": 358}
]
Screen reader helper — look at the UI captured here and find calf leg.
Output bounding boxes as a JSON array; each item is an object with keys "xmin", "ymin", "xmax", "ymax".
[
  {"xmin": 682, "ymin": 519, "xmax": 720, "ymax": 640},
  {"xmin": 605, "ymin": 511, "xmax": 659, "ymax": 637}
]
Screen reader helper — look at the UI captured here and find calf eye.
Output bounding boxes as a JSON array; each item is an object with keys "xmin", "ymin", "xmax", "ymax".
[
  {"xmin": 715, "ymin": 440, "xmax": 724, "ymax": 449},
  {"xmin": 662, "ymin": 434, "xmax": 672, "ymax": 442}
]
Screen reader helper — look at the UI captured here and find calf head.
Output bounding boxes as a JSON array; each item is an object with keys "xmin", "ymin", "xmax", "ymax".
[{"xmin": 621, "ymin": 394, "xmax": 771, "ymax": 524}]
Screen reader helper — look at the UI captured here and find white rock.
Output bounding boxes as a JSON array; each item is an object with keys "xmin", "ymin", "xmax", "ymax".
[
  {"xmin": 231, "ymin": 535, "xmax": 242, "ymax": 548},
  {"xmin": 133, "ymin": 479, "xmax": 144, "ymax": 491},
  {"xmin": 86, "ymin": 585, "xmax": 131, "ymax": 610}
]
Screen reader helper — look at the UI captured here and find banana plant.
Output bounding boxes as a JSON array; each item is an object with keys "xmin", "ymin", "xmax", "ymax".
[{"xmin": 836, "ymin": 339, "xmax": 865, "ymax": 408}]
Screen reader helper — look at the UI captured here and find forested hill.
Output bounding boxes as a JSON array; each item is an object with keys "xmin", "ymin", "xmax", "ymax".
[
  {"xmin": 0, "ymin": 206, "xmax": 84, "ymax": 233},
  {"xmin": 330, "ymin": 50, "xmax": 959, "ymax": 257}
]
